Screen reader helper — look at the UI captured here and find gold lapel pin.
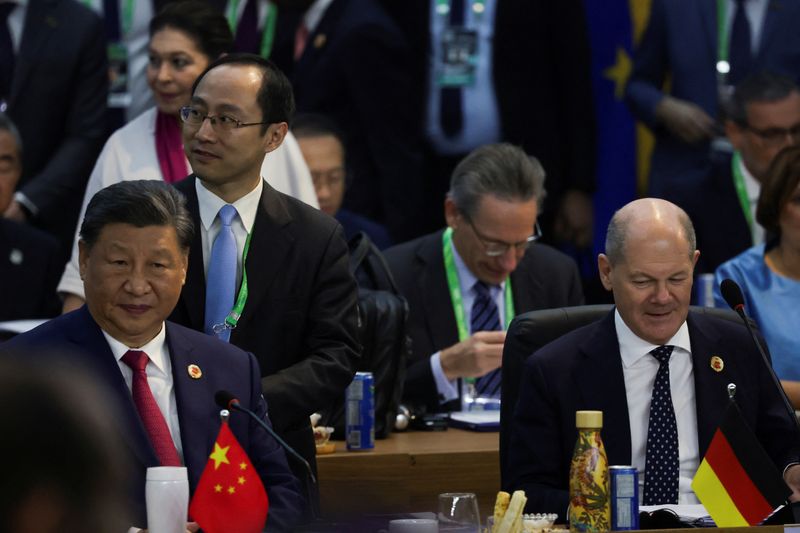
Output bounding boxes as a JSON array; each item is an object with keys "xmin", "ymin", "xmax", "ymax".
[
  {"xmin": 710, "ymin": 356, "xmax": 724, "ymax": 372},
  {"xmin": 188, "ymin": 364, "xmax": 202, "ymax": 379},
  {"xmin": 314, "ymin": 34, "xmax": 327, "ymax": 49}
]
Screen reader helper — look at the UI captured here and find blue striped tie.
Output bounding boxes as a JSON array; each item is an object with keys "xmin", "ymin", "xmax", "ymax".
[
  {"xmin": 471, "ymin": 281, "xmax": 502, "ymax": 397},
  {"xmin": 205, "ymin": 204, "xmax": 238, "ymax": 342}
]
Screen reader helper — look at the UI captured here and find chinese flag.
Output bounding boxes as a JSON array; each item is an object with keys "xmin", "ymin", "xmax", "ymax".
[{"xmin": 189, "ymin": 421, "xmax": 269, "ymax": 533}]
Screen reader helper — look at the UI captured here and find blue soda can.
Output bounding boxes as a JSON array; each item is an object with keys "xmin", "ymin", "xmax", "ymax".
[
  {"xmin": 345, "ymin": 372, "xmax": 375, "ymax": 451},
  {"xmin": 610, "ymin": 466, "xmax": 639, "ymax": 530},
  {"xmin": 695, "ymin": 273, "xmax": 716, "ymax": 307}
]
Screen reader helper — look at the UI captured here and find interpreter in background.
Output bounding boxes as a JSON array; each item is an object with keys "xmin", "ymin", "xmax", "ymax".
[
  {"xmin": 58, "ymin": 0, "xmax": 318, "ymax": 313},
  {"xmin": 293, "ymin": 113, "xmax": 392, "ymax": 249},
  {"xmin": 715, "ymin": 144, "xmax": 800, "ymax": 408}
]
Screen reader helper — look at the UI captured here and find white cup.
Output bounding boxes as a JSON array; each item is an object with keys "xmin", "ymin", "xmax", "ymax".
[
  {"xmin": 145, "ymin": 466, "xmax": 189, "ymax": 533},
  {"xmin": 389, "ymin": 518, "xmax": 439, "ymax": 533}
]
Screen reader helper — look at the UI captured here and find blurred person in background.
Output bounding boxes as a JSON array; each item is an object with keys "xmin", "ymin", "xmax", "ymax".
[
  {"xmin": 714, "ymin": 144, "xmax": 800, "ymax": 407},
  {"xmin": 58, "ymin": 0, "xmax": 316, "ymax": 313},
  {"xmin": 293, "ymin": 113, "xmax": 392, "ymax": 249}
]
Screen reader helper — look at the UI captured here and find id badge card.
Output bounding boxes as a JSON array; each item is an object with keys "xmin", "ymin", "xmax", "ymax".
[
  {"xmin": 437, "ymin": 27, "xmax": 478, "ymax": 87},
  {"xmin": 107, "ymin": 41, "xmax": 132, "ymax": 108}
]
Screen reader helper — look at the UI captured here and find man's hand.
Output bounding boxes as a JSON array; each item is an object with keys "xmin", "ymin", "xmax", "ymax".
[
  {"xmin": 3, "ymin": 200, "xmax": 28, "ymax": 222},
  {"xmin": 553, "ymin": 189, "xmax": 594, "ymax": 249},
  {"xmin": 440, "ymin": 330, "xmax": 506, "ymax": 381},
  {"xmin": 654, "ymin": 96, "xmax": 716, "ymax": 143},
  {"xmin": 785, "ymin": 464, "xmax": 800, "ymax": 502}
]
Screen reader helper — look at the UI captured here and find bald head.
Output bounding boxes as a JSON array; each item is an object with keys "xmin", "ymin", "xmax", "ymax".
[{"xmin": 605, "ymin": 198, "xmax": 696, "ymax": 265}]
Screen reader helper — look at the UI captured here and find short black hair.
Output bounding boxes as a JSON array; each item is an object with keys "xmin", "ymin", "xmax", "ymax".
[
  {"xmin": 79, "ymin": 180, "xmax": 194, "ymax": 251},
  {"xmin": 149, "ymin": 0, "xmax": 233, "ymax": 60},
  {"xmin": 725, "ymin": 71, "xmax": 800, "ymax": 125},
  {"xmin": 292, "ymin": 113, "xmax": 347, "ymax": 155},
  {"xmin": 192, "ymin": 53, "xmax": 295, "ymax": 134}
]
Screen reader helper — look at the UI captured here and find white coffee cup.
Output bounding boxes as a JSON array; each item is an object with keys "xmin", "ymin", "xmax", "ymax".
[
  {"xmin": 145, "ymin": 466, "xmax": 189, "ymax": 533},
  {"xmin": 389, "ymin": 518, "xmax": 439, "ymax": 533}
]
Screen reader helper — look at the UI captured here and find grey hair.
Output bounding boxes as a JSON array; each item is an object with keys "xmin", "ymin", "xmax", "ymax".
[
  {"xmin": 604, "ymin": 204, "xmax": 696, "ymax": 264},
  {"xmin": 80, "ymin": 180, "xmax": 194, "ymax": 250},
  {"xmin": 0, "ymin": 113, "xmax": 22, "ymax": 157},
  {"xmin": 447, "ymin": 143, "xmax": 546, "ymax": 219}
]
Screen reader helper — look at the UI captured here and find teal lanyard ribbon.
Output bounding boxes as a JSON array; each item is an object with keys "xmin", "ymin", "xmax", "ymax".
[
  {"xmin": 226, "ymin": 0, "xmax": 278, "ymax": 58},
  {"xmin": 716, "ymin": 0, "xmax": 730, "ymax": 73},
  {"xmin": 222, "ymin": 232, "xmax": 252, "ymax": 330},
  {"xmin": 731, "ymin": 151, "xmax": 755, "ymax": 239}
]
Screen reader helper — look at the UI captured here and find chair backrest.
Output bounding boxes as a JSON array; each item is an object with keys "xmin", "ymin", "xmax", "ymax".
[{"xmin": 498, "ymin": 304, "xmax": 745, "ymax": 486}]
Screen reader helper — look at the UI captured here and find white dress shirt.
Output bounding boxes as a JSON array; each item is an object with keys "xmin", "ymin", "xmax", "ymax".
[
  {"xmin": 725, "ymin": 0, "xmax": 769, "ymax": 55},
  {"xmin": 615, "ymin": 310, "xmax": 700, "ymax": 504},
  {"xmin": 3, "ymin": 0, "xmax": 26, "ymax": 52},
  {"xmin": 737, "ymin": 156, "xmax": 766, "ymax": 246},
  {"xmin": 102, "ymin": 325, "xmax": 184, "ymax": 461}
]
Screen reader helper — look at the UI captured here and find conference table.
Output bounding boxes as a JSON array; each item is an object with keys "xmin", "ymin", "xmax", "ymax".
[{"xmin": 316, "ymin": 428, "xmax": 500, "ymax": 519}]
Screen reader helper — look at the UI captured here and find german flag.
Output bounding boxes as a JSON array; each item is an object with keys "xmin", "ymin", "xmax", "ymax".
[{"xmin": 692, "ymin": 401, "xmax": 790, "ymax": 526}]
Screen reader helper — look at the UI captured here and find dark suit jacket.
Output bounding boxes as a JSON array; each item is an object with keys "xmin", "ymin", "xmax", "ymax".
[
  {"xmin": 8, "ymin": 0, "xmax": 108, "ymax": 253},
  {"xmin": 625, "ymin": 0, "xmax": 800, "ymax": 195},
  {"xmin": 506, "ymin": 310, "xmax": 800, "ymax": 515},
  {"xmin": 270, "ymin": 0, "xmax": 424, "ymax": 241},
  {"xmin": 170, "ymin": 176, "xmax": 361, "ymax": 483},
  {"xmin": 384, "ymin": 0, "xmax": 596, "ymax": 203},
  {"xmin": 667, "ymin": 153, "xmax": 752, "ymax": 274},
  {"xmin": 384, "ymin": 229, "xmax": 584, "ymax": 412},
  {"xmin": 0, "ymin": 218, "xmax": 60, "ymax": 320},
  {"xmin": 1, "ymin": 307, "xmax": 305, "ymax": 530}
]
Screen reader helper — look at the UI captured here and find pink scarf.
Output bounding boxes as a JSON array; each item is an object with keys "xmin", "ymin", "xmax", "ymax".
[{"xmin": 155, "ymin": 110, "xmax": 190, "ymax": 183}]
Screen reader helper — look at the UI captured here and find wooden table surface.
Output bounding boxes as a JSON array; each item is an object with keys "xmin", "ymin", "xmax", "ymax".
[{"xmin": 316, "ymin": 428, "xmax": 500, "ymax": 519}]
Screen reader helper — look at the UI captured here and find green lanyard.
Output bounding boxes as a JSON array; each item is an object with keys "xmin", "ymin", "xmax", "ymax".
[
  {"xmin": 226, "ymin": 0, "xmax": 278, "ymax": 58},
  {"xmin": 442, "ymin": 227, "xmax": 514, "ymax": 340},
  {"xmin": 220, "ymin": 232, "xmax": 252, "ymax": 331},
  {"xmin": 731, "ymin": 151, "xmax": 755, "ymax": 240},
  {"xmin": 716, "ymin": 0, "xmax": 730, "ymax": 73}
]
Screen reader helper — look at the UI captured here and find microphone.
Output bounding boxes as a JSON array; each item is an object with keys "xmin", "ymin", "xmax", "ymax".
[
  {"xmin": 719, "ymin": 279, "xmax": 800, "ymax": 436},
  {"xmin": 214, "ymin": 390, "xmax": 317, "ymax": 486}
]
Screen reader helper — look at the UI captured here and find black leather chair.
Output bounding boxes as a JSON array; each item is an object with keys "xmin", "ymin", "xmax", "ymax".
[{"xmin": 498, "ymin": 304, "xmax": 746, "ymax": 487}]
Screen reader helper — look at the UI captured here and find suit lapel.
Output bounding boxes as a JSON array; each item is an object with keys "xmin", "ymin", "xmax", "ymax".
[
  {"xmin": 418, "ymin": 231, "xmax": 460, "ymax": 350},
  {"xmin": 698, "ymin": 0, "xmax": 717, "ymax": 62},
  {"xmin": 10, "ymin": 0, "xmax": 57, "ymax": 104},
  {"xmin": 178, "ymin": 177, "xmax": 207, "ymax": 330},
  {"xmin": 232, "ymin": 183, "xmax": 294, "ymax": 338},
  {"xmin": 294, "ymin": 0, "xmax": 344, "ymax": 73},
  {"xmin": 573, "ymin": 312, "xmax": 633, "ymax": 464},
  {"xmin": 757, "ymin": 0, "xmax": 783, "ymax": 62},
  {"xmin": 509, "ymin": 252, "xmax": 543, "ymax": 316}
]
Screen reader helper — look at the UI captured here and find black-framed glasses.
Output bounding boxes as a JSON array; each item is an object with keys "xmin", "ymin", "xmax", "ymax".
[
  {"xmin": 744, "ymin": 122, "xmax": 800, "ymax": 146},
  {"xmin": 465, "ymin": 217, "xmax": 542, "ymax": 257},
  {"xmin": 179, "ymin": 106, "xmax": 270, "ymax": 133}
]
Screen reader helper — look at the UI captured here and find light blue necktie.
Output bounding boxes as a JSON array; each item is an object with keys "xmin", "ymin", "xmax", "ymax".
[{"xmin": 205, "ymin": 204, "xmax": 238, "ymax": 342}]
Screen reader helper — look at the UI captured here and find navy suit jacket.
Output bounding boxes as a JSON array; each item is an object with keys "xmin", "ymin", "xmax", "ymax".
[
  {"xmin": 384, "ymin": 230, "xmax": 584, "ymax": 412},
  {"xmin": 625, "ymin": 0, "xmax": 800, "ymax": 194},
  {"xmin": 8, "ymin": 0, "xmax": 107, "ymax": 253},
  {"xmin": 1, "ymin": 307, "xmax": 304, "ymax": 531},
  {"xmin": 506, "ymin": 310, "xmax": 800, "ymax": 515},
  {"xmin": 667, "ymin": 153, "xmax": 753, "ymax": 274}
]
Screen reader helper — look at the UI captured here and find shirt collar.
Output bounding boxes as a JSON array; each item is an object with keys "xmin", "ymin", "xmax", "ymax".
[
  {"xmin": 303, "ymin": 0, "xmax": 335, "ymax": 34},
  {"xmin": 195, "ymin": 178, "xmax": 262, "ymax": 232},
  {"xmin": 103, "ymin": 324, "xmax": 169, "ymax": 374},
  {"xmin": 615, "ymin": 308, "xmax": 692, "ymax": 368},
  {"xmin": 737, "ymin": 155, "xmax": 762, "ymax": 203},
  {"xmin": 450, "ymin": 237, "xmax": 505, "ymax": 296}
]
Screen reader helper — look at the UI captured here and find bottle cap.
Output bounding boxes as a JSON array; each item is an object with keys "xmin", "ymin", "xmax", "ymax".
[{"xmin": 576, "ymin": 410, "xmax": 603, "ymax": 429}]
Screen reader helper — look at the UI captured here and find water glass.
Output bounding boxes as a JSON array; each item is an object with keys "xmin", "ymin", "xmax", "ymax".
[{"xmin": 437, "ymin": 492, "xmax": 480, "ymax": 532}]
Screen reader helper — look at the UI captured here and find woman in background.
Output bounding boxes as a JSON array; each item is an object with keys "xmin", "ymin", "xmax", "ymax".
[{"xmin": 714, "ymin": 144, "xmax": 800, "ymax": 407}]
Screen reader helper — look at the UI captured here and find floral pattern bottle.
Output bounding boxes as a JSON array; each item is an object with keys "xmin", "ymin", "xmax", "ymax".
[{"xmin": 569, "ymin": 410, "xmax": 611, "ymax": 532}]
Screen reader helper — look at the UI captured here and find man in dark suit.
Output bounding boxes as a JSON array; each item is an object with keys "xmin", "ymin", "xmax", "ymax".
[
  {"xmin": 0, "ymin": 113, "xmax": 60, "ymax": 321},
  {"xmin": 384, "ymin": 144, "xmax": 584, "ymax": 413},
  {"xmin": 667, "ymin": 72, "xmax": 800, "ymax": 274},
  {"xmin": 2, "ymin": 0, "xmax": 108, "ymax": 261},
  {"xmin": 506, "ymin": 198, "xmax": 800, "ymax": 515},
  {"xmin": 267, "ymin": 0, "xmax": 424, "ymax": 241},
  {"xmin": 625, "ymin": 0, "xmax": 800, "ymax": 197},
  {"xmin": 167, "ymin": 54, "xmax": 360, "ymax": 507},
  {"xmin": 1, "ymin": 180, "xmax": 304, "ymax": 530}
]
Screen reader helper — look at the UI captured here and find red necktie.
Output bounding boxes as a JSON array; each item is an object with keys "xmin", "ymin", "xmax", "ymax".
[
  {"xmin": 121, "ymin": 350, "xmax": 182, "ymax": 466},
  {"xmin": 294, "ymin": 22, "xmax": 309, "ymax": 61}
]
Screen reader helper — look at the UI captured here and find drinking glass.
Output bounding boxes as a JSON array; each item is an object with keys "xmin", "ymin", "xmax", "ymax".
[{"xmin": 437, "ymin": 492, "xmax": 480, "ymax": 532}]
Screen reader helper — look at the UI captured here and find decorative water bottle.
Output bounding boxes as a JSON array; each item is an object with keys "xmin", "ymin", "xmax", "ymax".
[{"xmin": 569, "ymin": 410, "xmax": 610, "ymax": 532}]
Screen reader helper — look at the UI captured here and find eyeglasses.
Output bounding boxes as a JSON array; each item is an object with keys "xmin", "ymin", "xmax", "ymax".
[
  {"xmin": 179, "ymin": 106, "xmax": 270, "ymax": 133},
  {"xmin": 465, "ymin": 217, "xmax": 542, "ymax": 257},
  {"xmin": 744, "ymin": 122, "xmax": 800, "ymax": 146}
]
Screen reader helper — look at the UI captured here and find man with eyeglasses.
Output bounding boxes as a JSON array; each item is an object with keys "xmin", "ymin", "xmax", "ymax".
[
  {"xmin": 384, "ymin": 143, "xmax": 584, "ymax": 413},
  {"xmin": 168, "ymin": 53, "xmax": 360, "ymax": 515},
  {"xmin": 668, "ymin": 72, "xmax": 800, "ymax": 274}
]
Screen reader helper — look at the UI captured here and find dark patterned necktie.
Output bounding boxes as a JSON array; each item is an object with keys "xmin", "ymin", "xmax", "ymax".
[
  {"xmin": 471, "ymin": 281, "xmax": 501, "ymax": 397},
  {"xmin": 643, "ymin": 344, "xmax": 679, "ymax": 505},
  {"xmin": 728, "ymin": 0, "xmax": 752, "ymax": 84}
]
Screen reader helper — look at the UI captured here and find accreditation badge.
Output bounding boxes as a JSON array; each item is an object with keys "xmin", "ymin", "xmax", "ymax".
[
  {"xmin": 437, "ymin": 28, "xmax": 478, "ymax": 88},
  {"xmin": 107, "ymin": 41, "xmax": 132, "ymax": 108}
]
